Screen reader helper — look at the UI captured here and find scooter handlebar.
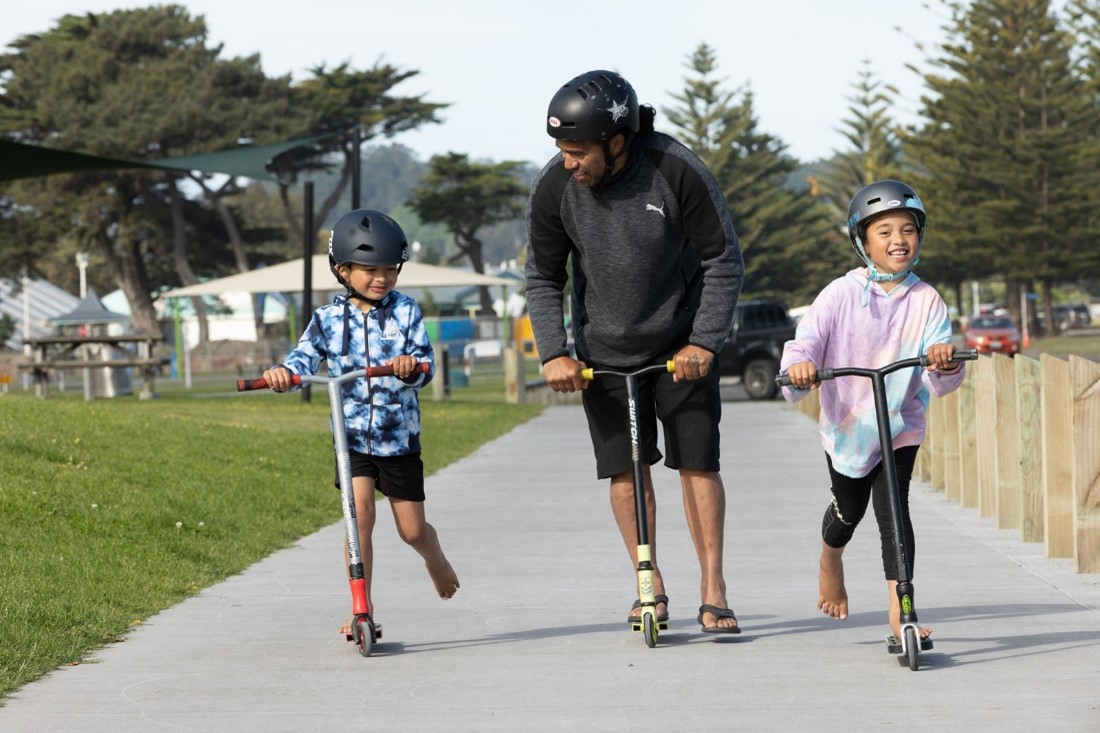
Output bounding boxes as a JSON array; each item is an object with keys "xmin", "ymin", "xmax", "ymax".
[
  {"xmin": 580, "ymin": 360, "xmax": 676, "ymax": 381},
  {"xmin": 775, "ymin": 348, "xmax": 980, "ymax": 387},
  {"xmin": 236, "ymin": 362, "xmax": 429, "ymax": 391}
]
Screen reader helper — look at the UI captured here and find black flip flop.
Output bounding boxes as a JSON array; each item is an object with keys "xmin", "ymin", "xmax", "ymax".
[{"xmin": 697, "ymin": 603, "xmax": 741, "ymax": 634}]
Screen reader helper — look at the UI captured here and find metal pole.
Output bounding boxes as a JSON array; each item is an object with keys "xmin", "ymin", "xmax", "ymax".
[
  {"xmin": 301, "ymin": 180, "xmax": 314, "ymax": 403},
  {"xmin": 351, "ymin": 126, "xmax": 361, "ymax": 209}
]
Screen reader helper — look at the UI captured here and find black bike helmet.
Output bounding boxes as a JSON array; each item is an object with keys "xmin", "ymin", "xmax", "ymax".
[
  {"xmin": 546, "ymin": 70, "xmax": 639, "ymax": 142},
  {"xmin": 328, "ymin": 209, "xmax": 409, "ymax": 269}
]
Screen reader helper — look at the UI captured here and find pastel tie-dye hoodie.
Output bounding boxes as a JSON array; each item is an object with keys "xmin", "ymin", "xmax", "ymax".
[{"xmin": 780, "ymin": 268, "xmax": 965, "ymax": 478}]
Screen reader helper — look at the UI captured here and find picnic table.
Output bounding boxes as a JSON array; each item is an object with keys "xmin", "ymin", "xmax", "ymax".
[{"xmin": 18, "ymin": 334, "xmax": 169, "ymax": 400}]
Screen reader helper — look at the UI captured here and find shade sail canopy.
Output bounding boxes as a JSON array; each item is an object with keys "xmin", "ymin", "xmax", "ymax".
[
  {"xmin": 0, "ymin": 134, "xmax": 338, "ymax": 182},
  {"xmin": 161, "ymin": 256, "xmax": 516, "ymax": 298}
]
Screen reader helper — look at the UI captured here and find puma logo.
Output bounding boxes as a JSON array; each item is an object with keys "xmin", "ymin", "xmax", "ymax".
[{"xmin": 646, "ymin": 201, "xmax": 665, "ymax": 218}]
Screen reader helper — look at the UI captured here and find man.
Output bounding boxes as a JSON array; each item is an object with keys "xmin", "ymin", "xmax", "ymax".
[{"xmin": 524, "ymin": 69, "xmax": 745, "ymax": 633}]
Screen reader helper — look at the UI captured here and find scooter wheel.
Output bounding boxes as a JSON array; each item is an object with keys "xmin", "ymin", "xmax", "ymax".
[
  {"xmin": 904, "ymin": 627, "xmax": 919, "ymax": 671},
  {"xmin": 356, "ymin": 618, "xmax": 374, "ymax": 658},
  {"xmin": 643, "ymin": 613, "xmax": 658, "ymax": 648}
]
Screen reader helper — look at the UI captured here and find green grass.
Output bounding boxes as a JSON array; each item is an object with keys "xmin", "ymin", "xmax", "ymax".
[
  {"xmin": 1025, "ymin": 332, "xmax": 1100, "ymax": 360},
  {"xmin": 0, "ymin": 379, "xmax": 542, "ymax": 700}
]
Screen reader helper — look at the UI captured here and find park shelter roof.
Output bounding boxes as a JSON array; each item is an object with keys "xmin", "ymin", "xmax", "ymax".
[
  {"xmin": 49, "ymin": 289, "xmax": 128, "ymax": 326},
  {"xmin": 0, "ymin": 277, "xmax": 80, "ymax": 350},
  {"xmin": 161, "ymin": 257, "xmax": 516, "ymax": 298}
]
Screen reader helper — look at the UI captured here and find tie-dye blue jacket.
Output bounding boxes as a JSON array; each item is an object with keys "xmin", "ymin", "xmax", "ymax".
[{"xmin": 279, "ymin": 290, "xmax": 434, "ymax": 456}]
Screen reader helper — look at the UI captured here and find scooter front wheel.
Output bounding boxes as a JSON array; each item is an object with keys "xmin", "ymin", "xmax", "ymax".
[
  {"xmin": 643, "ymin": 613, "xmax": 658, "ymax": 648},
  {"xmin": 356, "ymin": 618, "xmax": 375, "ymax": 657},
  {"xmin": 904, "ymin": 627, "xmax": 919, "ymax": 671}
]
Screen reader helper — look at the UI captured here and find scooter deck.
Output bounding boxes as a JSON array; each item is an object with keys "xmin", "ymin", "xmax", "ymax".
[
  {"xmin": 885, "ymin": 633, "xmax": 932, "ymax": 654},
  {"xmin": 630, "ymin": 620, "xmax": 669, "ymax": 632}
]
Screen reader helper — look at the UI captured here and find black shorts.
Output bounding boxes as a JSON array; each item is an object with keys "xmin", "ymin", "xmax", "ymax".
[
  {"xmin": 581, "ymin": 360, "xmax": 721, "ymax": 479},
  {"xmin": 335, "ymin": 450, "xmax": 425, "ymax": 502}
]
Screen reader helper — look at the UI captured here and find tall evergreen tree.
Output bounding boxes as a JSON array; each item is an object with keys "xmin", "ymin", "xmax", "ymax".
[
  {"xmin": 816, "ymin": 63, "xmax": 905, "ymax": 219},
  {"xmin": 662, "ymin": 43, "xmax": 837, "ymax": 305},
  {"xmin": 906, "ymin": 0, "xmax": 1093, "ymax": 327}
]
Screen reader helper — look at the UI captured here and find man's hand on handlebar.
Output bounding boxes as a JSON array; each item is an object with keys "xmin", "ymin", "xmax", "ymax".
[
  {"xmin": 543, "ymin": 355, "xmax": 588, "ymax": 393},
  {"xmin": 672, "ymin": 346, "xmax": 713, "ymax": 383}
]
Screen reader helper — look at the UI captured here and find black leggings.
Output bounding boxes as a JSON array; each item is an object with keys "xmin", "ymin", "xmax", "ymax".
[{"xmin": 822, "ymin": 446, "xmax": 919, "ymax": 582}]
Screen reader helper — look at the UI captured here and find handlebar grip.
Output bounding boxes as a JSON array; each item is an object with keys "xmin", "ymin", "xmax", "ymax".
[
  {"xmin": 580, "ymin": 368, "xmax": 594, "ymax": 381},
  {"xmin": 236, "ymin": 374, "xmax": 303, "ymax": 391},
  {"xmin": 364, "ymin": 361, "xmax": 431, "ymax": 378},
  {"xmin": 952, "ymin": 348, "xmax": 979, "ymax": 361}
]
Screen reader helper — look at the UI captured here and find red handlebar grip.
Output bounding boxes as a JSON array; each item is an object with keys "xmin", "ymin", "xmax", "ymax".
[
  {"xmin": 236, "ymin": 374, "xmax": 303, "ymax": 391},
  {"xmin": 364, "ymin": 362, "xmax": 431, "ymax": 378},
  {"xmin": 236, "ymin": 377, "xmax": 268, "ymax": 391}
]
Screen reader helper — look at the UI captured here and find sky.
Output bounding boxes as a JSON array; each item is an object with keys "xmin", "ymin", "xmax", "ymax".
[{"xmin": 3, "ymin": 1, "xmax": 954, "ymax": 167}]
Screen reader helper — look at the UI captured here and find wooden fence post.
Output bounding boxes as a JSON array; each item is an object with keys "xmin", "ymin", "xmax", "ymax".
[
  {"xmin": 1070, "ymin": 355, "xmax": 1100, "ymax": 572},
  {"xmin": 992, "ymin": 353, "xmax": 1021, "ymax": 530},
  {"xmin": 930, "ymin": 388, "xmax": 946, "ymax": 492},
  {"xmin": 943, "ymin": 389, "xmax": 962, "ymax": 502},
  {"xmin": 958, "ymin": 369, "xmax": 979, "ymax": 509},
  {"xmin": 920, "ymin": 393, "xmax": 935, "ymax": 485},
  {"xmin": 975, "ymin": 355, "xmax": 998, "ymax": 518},
  {"xmin": 1015, "ymin": 355, "xmax": 1044, "ymax": 543},
  {"xmin": 1041, "ymin": 354, "xmax": 1074, "ymax": 558}
]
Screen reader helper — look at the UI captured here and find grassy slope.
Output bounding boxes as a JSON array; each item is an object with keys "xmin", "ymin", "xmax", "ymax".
[{"xmin": 0, "ymin": 388, "xmax": 541, "ymax": 699}]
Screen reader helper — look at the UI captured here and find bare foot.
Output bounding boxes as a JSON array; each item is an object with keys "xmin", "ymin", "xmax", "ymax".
[
  {"xmin": 427, "ymin": 554, "xmax": 460, "ymax": 599},
  {"xmin": 889, "ymin": 617, "xmax": 932, "ymax": 640},
  {"xmin": 818, "ymin": 545, "xmax": 848, "ymax": 620},
  {"xmin": 887, "ymin": 581, "xmax": 931, "ymax": 639}
]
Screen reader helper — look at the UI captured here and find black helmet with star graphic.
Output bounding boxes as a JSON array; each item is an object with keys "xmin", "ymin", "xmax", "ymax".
[{"xmin": 546, "ymin": 70, "xmax": 639, "ymax": 142}]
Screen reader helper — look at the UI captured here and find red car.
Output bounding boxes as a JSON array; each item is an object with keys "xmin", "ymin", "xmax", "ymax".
[{"xmin": 964, "ymin": 315, "xmax": 1021, "ymax": 355}]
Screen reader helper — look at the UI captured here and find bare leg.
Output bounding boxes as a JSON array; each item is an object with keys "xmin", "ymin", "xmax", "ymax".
[
  {"xmin": 681, "ymin": 469, "xmax": 737, "ymax": 630},
  {"xmin": 390, "ymin": 498, "xmax": 460, "ymax": 599},
  {"xmin": 818, "ymin": 542, "xmax": 848, "ymax": 620},
  {"xmin": 341, "ymin": 476, "xmax": 377, "ymax": 635},
  {"xmin": 887, "ymin": 581, "xmax": 932, "ymax": 639},
  {"xmin": 611, "ymin": 467, "xmax": 668, "ymax": 621}
]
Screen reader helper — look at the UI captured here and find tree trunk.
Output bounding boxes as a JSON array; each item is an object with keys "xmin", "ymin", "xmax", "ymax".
[
  {"xmin": 168, "ymin": 184, "xmax": 209, "ymax": 344},
  {"xmin": 101, "ymin": 223, "xmax": 160, "ymax": 336}
]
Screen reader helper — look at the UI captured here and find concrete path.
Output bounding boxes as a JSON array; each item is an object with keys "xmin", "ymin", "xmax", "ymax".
[{"xmin": 3, "ymin": 401, "xmax": 1099, "ymax": 732}]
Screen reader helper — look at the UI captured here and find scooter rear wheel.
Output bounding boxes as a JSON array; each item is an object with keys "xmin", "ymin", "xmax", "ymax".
[
  {"xmin": 904, "ymin": 627, "xmax": 919, "ymax": 671},
  {"xmin": 643, "ymin": 613, "xmax": 658, "ymax": 648}
]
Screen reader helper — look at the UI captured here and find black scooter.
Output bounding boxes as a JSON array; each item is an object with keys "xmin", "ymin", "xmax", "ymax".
[{"xmin": 777, "ymin": 349, "xmax": 977, "ymax": 670}]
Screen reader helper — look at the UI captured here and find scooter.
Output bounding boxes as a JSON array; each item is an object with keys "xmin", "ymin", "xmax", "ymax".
[
  {"xmin": 237, "ymin": 362, "xmax": 430, "ymax": 657},
  {"xmin": 777, "ymin": 348, "xmax": 977, "ymax": 670},
  {"xmin": 580, "ymin": 361, "xmax": 675, "ymax": 648}
]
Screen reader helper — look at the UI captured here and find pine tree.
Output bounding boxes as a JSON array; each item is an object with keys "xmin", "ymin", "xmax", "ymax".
[
  {"xmin": 906, "ymin": 0, "xmax": 1093, "ymax": 326},
  {"xmin": 662, "ymin": 43, "xmax": 837, "ymax": 305}
]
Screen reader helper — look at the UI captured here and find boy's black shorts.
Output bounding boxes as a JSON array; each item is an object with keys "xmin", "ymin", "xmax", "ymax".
[
  {"xmin": 580, "ymin": 359, "xmax": 722, "ymax": 479},
  {"xmin": 336, "ymin": 450, "xmax": 425, "ymax": 502}
]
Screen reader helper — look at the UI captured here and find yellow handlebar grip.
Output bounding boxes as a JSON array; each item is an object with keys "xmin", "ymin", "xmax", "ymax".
[
  {"xmin": 580, "ymin": 368, "xmax": 595, "ymax": 381},
  {"xmin": 666, "ymin": 360, "xmax": 675, "ymax": 372}
]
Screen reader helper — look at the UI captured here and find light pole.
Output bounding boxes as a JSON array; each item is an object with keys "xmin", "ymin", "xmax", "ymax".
[{"xmin": 75, "ymin": 252, "xmax": 89, "ymax": 298}]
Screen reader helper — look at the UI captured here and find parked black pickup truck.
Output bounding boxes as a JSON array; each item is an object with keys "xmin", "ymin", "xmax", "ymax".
[{"xmin": 717, "ymin": 299, "xmax": 796, "ymax": 400}]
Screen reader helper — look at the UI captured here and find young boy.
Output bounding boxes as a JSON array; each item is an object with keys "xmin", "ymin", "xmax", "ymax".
[
  {"xmin": 779, "ymin": 180, "xmax": 964, "ymax": 644},
  {"xmin": 263, "ymin": 209, "xmax": 459, "ymax": 635}
]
